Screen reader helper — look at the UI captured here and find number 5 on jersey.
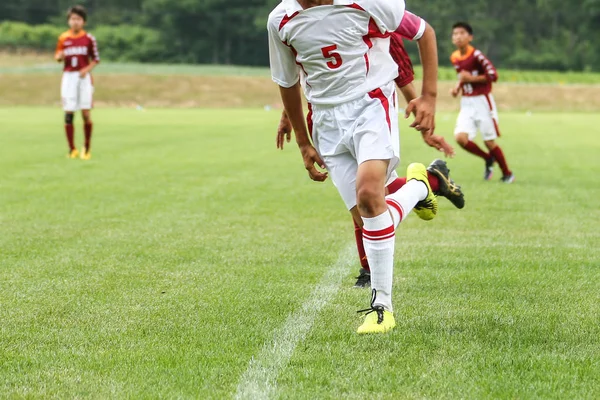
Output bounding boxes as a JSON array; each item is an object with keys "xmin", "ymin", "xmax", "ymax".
[{"xmin": 321, "ymin": 45, "xmax": 342, "ymax": 69}]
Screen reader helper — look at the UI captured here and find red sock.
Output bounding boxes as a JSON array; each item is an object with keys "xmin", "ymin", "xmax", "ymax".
[
  {"xmin": 353, "ymin": 220, "xmax": 370, "ymax": 271},
  {"xmin": 463, "ymin": 141, "xmax": 490, "ymax": 160},
  {"xmin": 65, "ymin": 124, "xmax": 75, "ymax": 151},
  {"xmin": 427, "ymin": 172, "xmax": 440, "ymax": 192},
  {"xmin": 386, "ymin": 177, "xmax": 406, "ymax": 194},
  {"xmin": 490, "ymin": 146, "xmax": 512, "ymax": 176},
  {"xmin": 84, "ymin": 122, "xmax": 93, "ymax": 151},
  {"xmin": 387, "ymin": 173, "xmax": 439, "ymax": 195}
]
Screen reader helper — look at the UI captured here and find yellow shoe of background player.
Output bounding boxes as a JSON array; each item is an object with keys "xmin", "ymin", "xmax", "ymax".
[
  {"xmin": 80, "ymin": 148, "xmax": 92, "ymax": 160},
  {"xmin": 357, "ymin": 307, "xmax": 396, "ymax": 334},
  {"xmin": 68, "ymin": 149, "xmax": 79, "ymax": 159},
  {"xmin": 407, "ymin": 162, "xmax": 438, "ymax": 221}
]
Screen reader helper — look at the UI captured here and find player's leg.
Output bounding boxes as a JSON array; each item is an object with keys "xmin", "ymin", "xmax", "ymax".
[
  {"xmin": 481, "ymin": 95, "xmax": 514, "ymax": 182},
  {"xmin": 455, "ymin": 103, "xmax": 495, "ymax": 180},
  {"xmin": 61, "ymin": 72, "xmax": 79, "ymax": 158},
  {"xmin": 79, "ymin": 73, "xmax": 94, "ymax": 160},
  {"xmin": 485, "ymin": 140, "xmax": 513, "ymax": 183},
  {"xmin": 353, "ymin": 84, "xmax": 436, "ymax": 334},
  {"xmin": 353, "ymin": 171, "xmax": 407, "ymax": 288},
  {"xmin": 81, "ymin": 109, "xmax": 93, "ymax": 160}
]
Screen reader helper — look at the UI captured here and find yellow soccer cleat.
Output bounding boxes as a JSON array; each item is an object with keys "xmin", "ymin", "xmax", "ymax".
[
  {"xmin": 407, "ymin": 162, "xmax": 438, "ymax": 221},
  {"xmin": 357, "ymin": 289, "xmax": 396, "ymax": 334},
  {"xmin": 80, "ymin": 148, "xmax": 92, "ymax": 160},
  {"xmin": 357, "ymin": 307, "xmax": 396, "ymax": 334},
  {"xmin": 68, "ymin": 149, "xmax": 79, "ymax": 159}
]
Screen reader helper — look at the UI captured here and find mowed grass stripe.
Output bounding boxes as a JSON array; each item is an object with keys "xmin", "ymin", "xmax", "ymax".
[
  {"xmin": 235, "ymin": 245, "xmax": 354, "ymax": 400},
  {"xmin": 0, "ymin": 108, "xmax": 598, "ymax": 398}
]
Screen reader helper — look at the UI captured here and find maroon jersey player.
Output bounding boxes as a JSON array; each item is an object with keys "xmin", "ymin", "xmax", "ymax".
[
  {"xmin": 450, "ymin": 22, "xmax": 514, "ymax": 182},
  {"xmin": 55, "ymin": 5, "xmax": 100, "ymax": 160}
]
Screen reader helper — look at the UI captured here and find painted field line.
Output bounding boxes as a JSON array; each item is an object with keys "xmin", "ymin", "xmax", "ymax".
[{"xmin": 235, "ymin": 245, "xmax": 354, "ymax": 400}]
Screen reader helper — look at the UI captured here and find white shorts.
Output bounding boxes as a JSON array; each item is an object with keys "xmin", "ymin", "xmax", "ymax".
[
  {"xmin": 454, "ymin": 94, "xmax": 500, "ymax": 141},
  {"xmin": 311, "ymin": 81, "xmax": 400, "ymax": 210},
  {"xmin": 61, "ymin": 71, "xmax": 94, "ymax": 112}
]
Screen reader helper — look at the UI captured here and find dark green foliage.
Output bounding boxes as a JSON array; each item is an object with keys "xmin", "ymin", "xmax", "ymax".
[{"xmin": 0, "ymin": 0, "xmax": 599, "ymax": 70}]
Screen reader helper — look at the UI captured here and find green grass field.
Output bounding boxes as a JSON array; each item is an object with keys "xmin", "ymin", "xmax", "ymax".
[{"xmin": 1, "ymin": 108, "xmax": 599, "ymax": 398}]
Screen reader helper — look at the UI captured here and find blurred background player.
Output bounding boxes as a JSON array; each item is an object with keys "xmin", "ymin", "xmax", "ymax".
[
  {"xmin": 55, "ymin": 5, "xmax": 100, "ymax": 160},
  {"xmin": 450, "ymin": 22, "xmax": 514, "ymax": 183},
  {"xmin": 276, "ymin": 11, "xmax": 460, "ymax": 288}
]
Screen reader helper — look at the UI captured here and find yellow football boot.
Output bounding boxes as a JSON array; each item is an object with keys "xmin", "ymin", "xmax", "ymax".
[
  {"xmin": 80, "ymin": 148, "xmax": 92, "ymax": 160},
  {"xmin": 68, "ymin": 149, "xmax": 79, "ymax": 159},
  {"xmin": 407, "ymin": 162, "xmax": 438, "ymax": 221},
  {"xmin": 357, "ymin": 289, "xmax": 396, "ymax": 334},
  {"xmin": 357, "ymin": 308, "xmax": 396, "ymax": 334}
]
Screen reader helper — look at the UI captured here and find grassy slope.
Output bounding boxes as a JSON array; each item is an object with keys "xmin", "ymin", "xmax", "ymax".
[
  {"xmin": 1, "ymin": 54, "xmax": 600, "ymax": 84},
  {"xmin": 0, "ymin": 108, "xmax": 599, "ymax": 398}
]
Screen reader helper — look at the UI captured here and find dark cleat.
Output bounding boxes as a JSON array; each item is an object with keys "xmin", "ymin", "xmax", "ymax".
[
  {"xmin": 354, "ymin": 268, "xmax": 371, "ymax": 288},
  {"xmin": 427, "ymin": 159, "xmax": 465, "ymax": 209},
  {"xmin": 484, "ymin": 155, "xmax": 495, "ymax": 181},
  {"xmin": 501, "ymin": 173, "xmax": 515, "ymax": 184}
]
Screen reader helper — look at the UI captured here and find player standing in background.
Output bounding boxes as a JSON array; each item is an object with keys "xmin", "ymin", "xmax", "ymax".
[
  {"xmin": 269, "ymin": 0, "xmax": 465, "ymax": 334},
  {"xmin": 55, "ymin": 5, "xmax": 100, "ymax": 160},
  {"xmin": 450, "ymin": 22, "xmax": 514, "ymax": 182},
  {"xmin": 276, "ymin": 11, "xmax": 461, "ymax": 289}
]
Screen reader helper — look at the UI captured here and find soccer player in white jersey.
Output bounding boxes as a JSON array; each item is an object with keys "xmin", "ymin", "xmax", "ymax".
[{"xmin": 268, "ymin": 0, "xmax": 464, "ymax": 334}]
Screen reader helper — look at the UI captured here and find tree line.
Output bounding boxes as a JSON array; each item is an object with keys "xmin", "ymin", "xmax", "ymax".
[{"xmin": 1, "ymin": 0, "xmax": 599, "ymax": 71}]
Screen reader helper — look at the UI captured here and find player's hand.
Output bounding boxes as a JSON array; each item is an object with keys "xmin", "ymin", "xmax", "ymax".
[
  {"xmin": 421, "ymin": 133, "xmax": 455, "ymax": 158},
  {"xmin": 276, "ymin": 111, "xmax": 293, "ymax": 150},
  {"xmin": 450, "ymin": 87, "xmax": 460, "ymax": 98},
  {"xmin": 79, "ymin": 69, "xmax": 88, "ymax": 78},
  {"xmin": 458, "ymin": 71, "xmax": 472, "ymax": 84},
  {"xmin": 55, "ymin": 51, "xmax": 64, "ymax": 62},
  {"xmin": 405, "ymin": 95, "xmax": 436, "ymax": 135},
  {"xmin": 300, "ymin": 145, "xmax": 328, "ymax": 182}
]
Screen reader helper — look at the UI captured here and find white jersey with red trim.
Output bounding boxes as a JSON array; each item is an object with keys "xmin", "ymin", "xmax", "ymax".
[{"xmin": 268, "ymin": 0, "xmax": 405, "ymax": 106}]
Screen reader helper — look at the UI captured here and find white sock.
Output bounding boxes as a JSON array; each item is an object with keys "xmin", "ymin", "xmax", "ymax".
[
  {"xmin": 385, "ymin": 179, "xmax": 428, "ymax": 229},
  {"xmin": 362, "ymin": 211, "xmax": 395, "ymax": 312}
]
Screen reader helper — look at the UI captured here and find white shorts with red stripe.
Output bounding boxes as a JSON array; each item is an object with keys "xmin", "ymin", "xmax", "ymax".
[
  {"xmin": 454, "ymin": 94, "xmax": 500, "ymax": 141},
  {"xmin": 311, "ymin": 81, "xmax": 400, "ymax": 210}
]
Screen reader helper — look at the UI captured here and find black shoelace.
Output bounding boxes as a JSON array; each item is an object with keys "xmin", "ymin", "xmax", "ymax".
[{"xmin": 357, "ymin": 289, "xmax": 384, "ymax": 324}]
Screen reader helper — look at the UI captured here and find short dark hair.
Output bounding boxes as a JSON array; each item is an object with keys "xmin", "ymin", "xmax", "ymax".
[
  {"xmin": 67, "ymin": 5, "xmax": 87, "ymax": 22},
  {"xmin": 452, "ymin": 22, "xmax": 473, "ymax": 35}
]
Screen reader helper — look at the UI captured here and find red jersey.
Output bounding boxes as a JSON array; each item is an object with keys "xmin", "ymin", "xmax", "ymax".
[
  {"xmin": 390, "ymin": 11, "xmax": 425, "ymax": 88},
  {"xmin": 390, "ymin": 35, "xmax": 414, "ymax": 88},
  {"xmin": 451, "ymin": 45, "xmax": 497, "ymax": 96},
  {"xmin": 55, "ymin": 30, "xmax": 100, "ymax": 72}
]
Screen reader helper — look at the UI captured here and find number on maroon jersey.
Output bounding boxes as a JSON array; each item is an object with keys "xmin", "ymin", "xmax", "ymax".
[
  {"xmin": 321, "ymin": 45, "xmax": 342, "ymax": 69},
  {"xmin": 71, "ymin": 57, "xmax": 78, "ymax": 68},
  {"xmin": 463, "ymin": 83, "xmax": 473, "ymax": 95}
]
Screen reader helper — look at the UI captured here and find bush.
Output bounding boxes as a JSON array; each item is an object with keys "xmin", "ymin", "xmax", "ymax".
[{"xmin": 0, "ymin": 21, "xmax": 165, "ymax": 62}]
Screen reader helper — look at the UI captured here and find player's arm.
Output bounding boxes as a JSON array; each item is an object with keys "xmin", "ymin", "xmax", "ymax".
[
  {"xmin": 79, "ymin": 35, "xmax": 100, "ymax": 77},
  {"xmin": 405, "ymin": 20, "xmax": 438, "ymax": 136},
  {"xmin": 277, "ymin": 110, "xmax": 293, "ymax": 150},
  {"xmin": 55, "ymin": 36, "xmax": 65, "ymax": 62},
  {"xmin": 460, "ymin": 51, "xmax": 499, "ymax": 84},
  {"xmin": 268, "ymin": 12, "xmax": 326, "ymax": 181},
  {"xmin": 399, "ymin": 83, "xmax": 417, "ymax": 104}
]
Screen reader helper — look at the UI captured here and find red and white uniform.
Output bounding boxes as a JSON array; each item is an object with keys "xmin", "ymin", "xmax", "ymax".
[
  {"xmin": 55, "ymin": 30, "xmax": 100, "ymax": 111},
  {"xmin": 451, "ymin": 45, "xmax": 500, "ymax": 140},
  {"xmin": 269, "ymin": 0, "xmax": 427, "ymax": 210}
]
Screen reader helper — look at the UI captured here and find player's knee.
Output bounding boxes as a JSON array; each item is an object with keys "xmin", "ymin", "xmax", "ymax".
[
  {"xmin": 357, "ymin": 186, "xmax": 384, "ymax": 215},
  {"xmin": 81, "ymin": 111, "xmax": 92, "ymax": 123},
  {"xmin": 454, "ymin": 133, "xmax": 468, "ymax": 147},
  {"xmin": 65, "ymin": 113, "xmax": 74, "ymax": 124},
  {"xmin": 484, "ymin": 140, "xmax": 497, "ymax": 150}
]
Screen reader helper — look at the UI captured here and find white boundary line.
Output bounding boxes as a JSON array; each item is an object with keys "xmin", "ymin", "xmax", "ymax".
[{"xmin": 235, "ymin": 245, "xmax": 354, "ymax": 400}]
